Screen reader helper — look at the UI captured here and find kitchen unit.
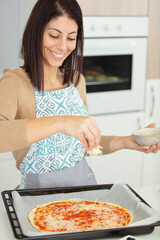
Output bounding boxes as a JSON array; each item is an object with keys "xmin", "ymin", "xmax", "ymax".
[
  {"xmin": 142, "ymin": 79, "xmax": 160, "ymax": 186},
  {"xmin": 147, "ymin": 0, "xmax": 160, "ymax": 79},
  {"xmin": 77, "ymin": 0, "xmax": 149, "ymax": 16},
  {"xmin": 82, "ymin": 15, "xmax": 148, "ymax": 188},
  {"xmin": 83, "ymin": 16, "xmax": 148, "ymax": 115}
]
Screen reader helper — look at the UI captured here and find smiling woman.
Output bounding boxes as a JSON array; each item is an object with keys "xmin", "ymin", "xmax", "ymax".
[
  {"xmin": 0, "ymin": 0, "xmax": 101, "ymax": 189},
  {"xmin": 21, "ymin": 0, "xmax": 84, "ymax": 92}
]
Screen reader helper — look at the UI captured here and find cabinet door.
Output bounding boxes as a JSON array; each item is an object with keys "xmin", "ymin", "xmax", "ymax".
[
  {"xmin": 0, "ymin": 152, "xmax": 21, "ymax": 191},
  {"xmin": 86, "ymin": 112, "xmax": 144, "ymax": 188},
  {"xmin": 147, "ymin": 0, "xmax": 160, "ymax": 79},
  {"xmin": 145, "ymin": 79, "xmax": 160, "ymax": 126},
  {"xmin": 77, "ymin": 0, "xmax": 148, "ymax": 16},
  {"xmin": 143, "ymin": 79, "xmax": 160, "ymax": 185}
]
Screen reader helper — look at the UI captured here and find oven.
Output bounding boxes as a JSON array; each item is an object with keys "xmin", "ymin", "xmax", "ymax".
[{"xmin": 83, "ymin": 16, "xmax": 148, "ymax": 115}]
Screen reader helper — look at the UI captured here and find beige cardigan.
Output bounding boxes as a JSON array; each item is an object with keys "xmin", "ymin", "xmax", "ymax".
[{"xmin": 0, "ymin": 68, "xmax": 112, "ymax": 168}]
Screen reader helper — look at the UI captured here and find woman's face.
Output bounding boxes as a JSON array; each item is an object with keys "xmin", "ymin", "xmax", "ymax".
[{"xmin": 42, "ymin": 15, "xmax": 78, "ymax": 68}]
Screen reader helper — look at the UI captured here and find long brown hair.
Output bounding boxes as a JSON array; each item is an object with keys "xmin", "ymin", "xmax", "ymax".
[{"xmin": 21, "ymin": 0, "xmax": 84, "ymax": 91}]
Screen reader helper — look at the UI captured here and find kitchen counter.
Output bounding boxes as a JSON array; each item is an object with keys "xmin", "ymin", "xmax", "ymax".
[{"xmin": 0, "ymin": 184, "xmax": 160, "ymax": 240}]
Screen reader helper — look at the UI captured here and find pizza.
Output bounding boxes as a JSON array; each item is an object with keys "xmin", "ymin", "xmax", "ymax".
[{"xmin": 28, "ymin": 200, "xmax": 133, "ymax": 233}]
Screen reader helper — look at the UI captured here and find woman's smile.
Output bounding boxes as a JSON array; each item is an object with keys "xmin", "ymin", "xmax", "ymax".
[{"xmin": 49, "ymin": 49, "xmax": 66, "ymax": 60}]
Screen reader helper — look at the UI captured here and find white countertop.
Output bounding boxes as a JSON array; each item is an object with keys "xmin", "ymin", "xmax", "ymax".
[{"xmin": 0, "ymin": 184, "xmax": 160, "ymax": 240}]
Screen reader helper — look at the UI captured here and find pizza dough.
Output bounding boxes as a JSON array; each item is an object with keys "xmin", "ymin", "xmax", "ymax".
[{"xmin": 28, "ymin": 200, "xmax": 133, "ymax": 233}]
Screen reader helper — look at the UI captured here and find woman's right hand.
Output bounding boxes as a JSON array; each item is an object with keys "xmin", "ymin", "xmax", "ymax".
[
  {"xmin": 61, "ymin": 116, "xmax": 101, "ymax": 151},
  {"xmin": 27, "ymin": 115, "xmax": 101, "ymax": 152}
]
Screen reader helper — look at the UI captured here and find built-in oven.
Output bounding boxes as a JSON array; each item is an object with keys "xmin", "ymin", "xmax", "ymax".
[{"xmin": 83, "ymin": 16, "xmax": 148, "ymax": 115}]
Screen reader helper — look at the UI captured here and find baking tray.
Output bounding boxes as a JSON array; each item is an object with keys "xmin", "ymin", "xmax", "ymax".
[{"xmin": 1, "ymin": 184, "xmax": 160, "ymax": 240}]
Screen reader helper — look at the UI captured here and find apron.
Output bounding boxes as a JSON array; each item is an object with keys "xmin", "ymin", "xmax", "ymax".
[{"xmin": 19, "ymin": 84, "xmax": 97, "ymax": 189}]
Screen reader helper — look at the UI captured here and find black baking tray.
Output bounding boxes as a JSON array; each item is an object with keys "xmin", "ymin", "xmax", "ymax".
[{"xmin": 1, "ymin": 184, "xmax": 160, "ymax": 240}]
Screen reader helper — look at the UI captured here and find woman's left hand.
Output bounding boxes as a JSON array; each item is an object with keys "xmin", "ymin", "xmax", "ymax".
[
  {"xmin": 125, "ymin": 123, "xmax": 160, "ymax": 154},
  {"xmin": 125, "ymin": 135, "xmax": 160, "ymax": 153}
]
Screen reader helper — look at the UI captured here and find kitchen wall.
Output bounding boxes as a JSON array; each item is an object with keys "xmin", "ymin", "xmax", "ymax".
[{"xmin": 0, "ymin": 0, "xmax": 20, "ymax": 70}]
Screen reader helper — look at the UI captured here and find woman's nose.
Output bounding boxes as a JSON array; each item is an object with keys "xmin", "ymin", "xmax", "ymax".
[{"xmin": 57, "ymin": 38, "xmax": 67, "ymax": 52}]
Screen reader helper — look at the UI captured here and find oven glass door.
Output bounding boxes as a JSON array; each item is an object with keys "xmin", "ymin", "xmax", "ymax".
[{"xmin": 83, "ymin": 55, "xmax": 132, "ymax": 93}]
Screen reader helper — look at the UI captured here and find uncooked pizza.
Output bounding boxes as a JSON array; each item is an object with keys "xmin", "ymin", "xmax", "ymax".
[{"xmin": 28, "ymin": 200, "xmax": 133, "ymax": 232}]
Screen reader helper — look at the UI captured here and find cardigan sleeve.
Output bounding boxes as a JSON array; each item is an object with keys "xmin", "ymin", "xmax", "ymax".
[{"xmin": 0, "ymin": 73, "xmax": 30, "ymax": 152}]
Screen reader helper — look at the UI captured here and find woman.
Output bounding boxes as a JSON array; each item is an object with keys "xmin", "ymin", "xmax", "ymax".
[{"xmin": 0, "ymin": 0, "xmax": 159, "ymax": 189}]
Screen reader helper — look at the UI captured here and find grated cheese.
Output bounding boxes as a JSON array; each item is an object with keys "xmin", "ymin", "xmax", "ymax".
[
  {"xmin": 85, "ymin": 145, "xmax": 103, "ymax": 156},
  {"xmin": 28, "ymin": 200, "xmax": 133, "ymax": 233}
]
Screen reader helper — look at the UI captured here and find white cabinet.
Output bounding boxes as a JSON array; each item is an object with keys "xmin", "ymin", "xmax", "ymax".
[
  {"xmin": 142, "ymin": 79, "xmax": 160, "ymax": 186},
  {"xmin": 86, "ymin": 111, "xmax": 144, "ymax": 188},
  {"xmin": 0, "ymin": 152, "xmax": 21, "ymax": 191},
  {"xmin": 86, "ymin": 80, "xmax": 160, "ymax": 187},
  {"xmin": 77, "ymin": 0, "xmax": 148, "ymax": 16}
]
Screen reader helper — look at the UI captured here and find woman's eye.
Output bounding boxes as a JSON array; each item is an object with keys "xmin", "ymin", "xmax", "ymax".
[
  {"xmin": 49, "ymin": 34, "xmax": 59, "ymax": 39},
  {"xmin": 68, "ymin": 38, "xmax": 76, "ymax": 41}
]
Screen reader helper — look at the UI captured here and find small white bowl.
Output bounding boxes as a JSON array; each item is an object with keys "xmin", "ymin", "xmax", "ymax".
[{"xmin": 133, "ymin": 127, "xmax": 160, "ymax": 147}]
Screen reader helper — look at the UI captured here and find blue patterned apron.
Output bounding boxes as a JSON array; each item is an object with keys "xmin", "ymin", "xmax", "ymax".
[{"xmin": 19, "ymin": 83, "xmax": 97, "ymax": 189}]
